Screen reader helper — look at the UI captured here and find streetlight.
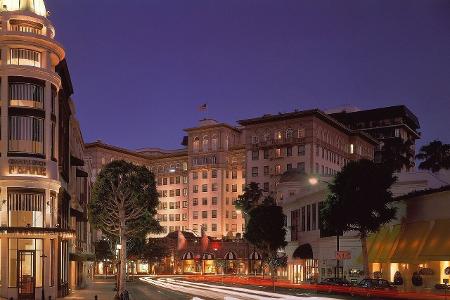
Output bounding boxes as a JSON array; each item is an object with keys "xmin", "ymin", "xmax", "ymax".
[{"xmin": 308, "ymin": 176, "xmax": 342, "ymax": 279}]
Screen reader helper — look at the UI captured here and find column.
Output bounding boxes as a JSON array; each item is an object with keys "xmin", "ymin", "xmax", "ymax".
[
  {"xmin": 1, "ymin": 76, "xmax": 8, "ymax": 157},
  {"xmin": 44, "ymin": 81, "xmax": 52, "ymax": 160}
]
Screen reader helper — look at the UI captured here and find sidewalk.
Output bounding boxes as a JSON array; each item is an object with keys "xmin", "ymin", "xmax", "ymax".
[{"xmin": 58, "ymin": 279, "xmax": 117, "ymax": 300}]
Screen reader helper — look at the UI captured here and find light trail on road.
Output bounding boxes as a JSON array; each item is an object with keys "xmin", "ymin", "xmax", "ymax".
[{"xmin": 140, "ymin": 277, "xmax": 342, "ymax": 300}]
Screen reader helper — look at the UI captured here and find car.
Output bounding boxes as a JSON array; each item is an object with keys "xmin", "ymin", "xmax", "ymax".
[
  {"xmin": 319, "ymin": 277, "xmax": 351, "ymax": 286},
  {"xmin": 357, "ymin": 278, "xmax": 396, "ymax": 290}
]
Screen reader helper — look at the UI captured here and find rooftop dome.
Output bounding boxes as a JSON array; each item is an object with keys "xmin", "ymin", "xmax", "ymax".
[{"xmin": 0, "ymin": 0, "xmax": 47, "ymax": 17}]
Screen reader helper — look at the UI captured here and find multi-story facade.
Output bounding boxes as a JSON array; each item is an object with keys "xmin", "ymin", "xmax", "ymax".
[
  {"xmin": 238, "ymin": 109, "xmax": 377, "ymax": 196},
  {"xmin": 86, "ymin": 119, "xmax": 246, "ymax": 239},
  {"xmin": 0, "ymin": 1, "xmax": 91, "ymax": 299},
  {"xmin": 329, "ymin": 105, "xmax": 420, "ymax": 165}
]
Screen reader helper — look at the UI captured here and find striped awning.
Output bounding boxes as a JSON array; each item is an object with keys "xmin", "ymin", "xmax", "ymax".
[
  {"xmin": 181, "ymin": 251, "xmax": 194, "ymax": 260},
  {"xmin": 249, "ymin": 251, "xmax": 262, "ymax": 260},
  {"xmin": 224, "ymin": 251, "xmax": 237, "ymax": 260},
  {"xmin": 202, "ymin": 253, "xmax": 214, "ymax": 260}
]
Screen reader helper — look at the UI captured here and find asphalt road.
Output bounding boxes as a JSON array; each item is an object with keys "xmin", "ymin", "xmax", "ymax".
[{"xmin": 134, "ymin": 277, "xmax": 366, "ymax": 300}]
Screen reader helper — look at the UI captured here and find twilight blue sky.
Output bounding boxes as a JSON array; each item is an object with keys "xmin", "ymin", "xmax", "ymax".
[{"xmin": 45, "ymin": 0, "xmax": 450, "ymax": 150}]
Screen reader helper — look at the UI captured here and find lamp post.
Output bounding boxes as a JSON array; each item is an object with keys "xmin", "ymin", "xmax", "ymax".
[
  {"xmin": 308, "ymin": 176, "xmax": 342, "ymax": 279},
  {"xmin": 116, "ymin": 244, "xmax": 121, "ymax": 298}
]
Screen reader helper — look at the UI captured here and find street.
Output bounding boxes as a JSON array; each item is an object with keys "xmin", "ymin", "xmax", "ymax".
[{"xmin": 136, "ymin": 277, "xmax": 364, "ymax": 300}]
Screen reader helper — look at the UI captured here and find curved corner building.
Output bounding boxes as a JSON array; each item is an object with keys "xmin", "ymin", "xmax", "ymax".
[{"xmin": 0, "ymin": 1, "xmax": 75, "ymax": 299}]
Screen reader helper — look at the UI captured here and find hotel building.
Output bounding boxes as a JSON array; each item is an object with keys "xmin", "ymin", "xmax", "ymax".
[{"xmin": 0, "ymin": 1, "xmax": 92, "ymax": 299}]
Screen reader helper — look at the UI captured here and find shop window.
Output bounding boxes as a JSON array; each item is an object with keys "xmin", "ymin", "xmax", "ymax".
[{"xmin": 8, "ymin": 190, "xmax": 44, "ymax": 227}]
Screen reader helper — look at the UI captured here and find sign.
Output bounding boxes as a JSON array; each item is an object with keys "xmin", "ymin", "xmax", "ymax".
[
  {"xmin": 9, "ymin": 159, "xmax": 47, "ymax": 176},
  {"xmin": 336, "ymin": 251, "xmax": 352, "ymax": 260}
]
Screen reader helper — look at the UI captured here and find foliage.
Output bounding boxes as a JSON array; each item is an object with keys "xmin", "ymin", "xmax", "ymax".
[
  {"xmin": 381, "ymin": 137, "xmax": 414, "ymax": 171},
  {"xmin": 320, "ymin": 159, "xmax": 397, "ymax": 277},
  {"xmin": 416, "ymin": 140, "xmax": 450, "ymax": 173},
  {"xmin": 235, "ymin": 182, "xmax": 263, "ymax": 214},
  {"xmin": 142, "ymin": 239, "xmax": 170, "ymax": 263},
  {"xmin": 94, "ymin": 239, "xmax": 114, "ymax": 261},
  {"xmin": 89, "ymin": 160, "xmax": 161, "ymax": 294}
]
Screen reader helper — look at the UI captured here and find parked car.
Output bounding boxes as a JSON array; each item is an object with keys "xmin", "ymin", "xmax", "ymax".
[
  {"xmin": 357, "ymin": 278, "xmax": 396, "ymax": 290},
  {"xmin": 435, "ymin": 283, "xmax": 450, "ymax": 290},
  {"xmin": 319, "ymin": 277, "xmax": 351, "ymax": 286}
]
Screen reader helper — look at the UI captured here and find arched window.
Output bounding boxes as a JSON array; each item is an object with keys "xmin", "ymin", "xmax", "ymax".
[
  {"xmin": 275, "ymin": 130, "xmax": 283, "ymax": 140},
  {"xmin": 286, "ymin": 128, "xmax": 294, "ymax": 139},
  {"xmin": 193, "ymin": 137, "xmax": 200, "ymax": 153},
  {"xmin": 202, "ymin": 136, "xmax": 209, "ymax": 152},
  {"xmin": 211, "ymin": 135, "xmax": 218, "ymax": 151},
  {"xmin": 263, "ymin": 131, "xmax": 271, "ymax": 142}
]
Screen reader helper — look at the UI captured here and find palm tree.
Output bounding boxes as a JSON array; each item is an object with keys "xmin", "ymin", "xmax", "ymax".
[
  {"xmin": 416, "ymin": 140, "xmax": 450, "ymax": 173},
  {"xmin": 321, "ymin": 159, "xmax": 397, "ymax": 277},
  {"xmin": 381, "ymin": 137, "xmax": 415, "ymax": 172}
]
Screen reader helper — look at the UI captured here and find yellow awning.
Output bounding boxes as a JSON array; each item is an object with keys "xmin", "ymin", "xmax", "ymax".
[
  {"xmin": 391, "ymin": 221, "xmax": 431, "ymax": 263},
  {"xmin": 377, "ymin": 224, "xmax": 402, "ymax": 263},
  {"xmin": 419, "ymin": 219, "xmax": 450, "ymax": 261}
]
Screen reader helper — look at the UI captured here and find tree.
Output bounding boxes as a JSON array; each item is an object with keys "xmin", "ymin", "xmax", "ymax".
[
  {"xmin": 244, "ymin": 198, "xmax": 286, "ymax": 290},
  {"xmin": 142, "ymin": 239, "xmax": 170, "ymax": 274},
  {"xmin": 235, "ymin": 182, "xmax": 263, "ymax": 214},
  {"xmin": 94, "ymin": 239, "xmax": 115, "ymax": 262},
  {"xmin": 89, "ymin": 160, "xmax": 161, "ymax": 296},
  {"xmin": 416, "ymin": 140, "xmax": 450, "ymax": 173},
  {"xmin": 381, "ymin": 137, "xmax": 414, "ymax": 171},
  {"xmin": 321, "ymin": 159, "xmax": 397, "ymax": 278}
]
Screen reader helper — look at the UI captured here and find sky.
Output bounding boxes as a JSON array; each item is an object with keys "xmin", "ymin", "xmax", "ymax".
[{"xmin": 45, "ymin": 0, "xmax": 450, "ymax": 150}]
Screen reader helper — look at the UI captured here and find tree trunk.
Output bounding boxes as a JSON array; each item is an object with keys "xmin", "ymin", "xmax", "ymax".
[
  {"xmin": 360, "ymin": 231, "xmax": 369, "ymax": 278},
  {"xmin": 119, "ymin": 234, "xmax": 127, "ymax": 294}
]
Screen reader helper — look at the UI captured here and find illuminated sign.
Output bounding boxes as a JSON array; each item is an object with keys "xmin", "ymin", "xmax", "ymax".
[{"xmin": 9, "ymin": 159, "xmax": 47, "ymax": 176}]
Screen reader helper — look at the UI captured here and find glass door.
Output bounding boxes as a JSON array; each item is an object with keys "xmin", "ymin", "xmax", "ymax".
[{"xmin": 18, "ymin": 250, "xmax": 35, "ymax": 300}]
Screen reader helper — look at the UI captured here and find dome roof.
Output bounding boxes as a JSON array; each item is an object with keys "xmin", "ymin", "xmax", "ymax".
[{"xmin": 0, "ymin": 0, "xmax": 47, "ymax": 17}]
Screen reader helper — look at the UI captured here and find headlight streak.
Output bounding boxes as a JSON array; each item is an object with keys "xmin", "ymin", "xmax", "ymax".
[{"xmin": 140, "ymin": 277, "xmax": 341, "ymax": 300}]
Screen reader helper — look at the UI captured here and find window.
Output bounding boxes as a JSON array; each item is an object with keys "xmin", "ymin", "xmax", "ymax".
[
  {"xmin": 231, "ymin": 184, "xmax": 237, "ymax": 193},
  {"xmin": 232, "ymin": 170, "xmax": 237, "ymax": 179},
  {"xmin": 183, "ymin": 188, "xmax": 188, "ymax": 196},
  {"xmin": 193, "ymin": 137, "xmax": 200, "ymax": 152},
  {"xmin": 169, "ymin": 202, "xmax": 175, "ymax": 209},
  {"xmin": 193, "ymin": 198, "xmax": 198, "ymax": 206},
  {"xmin": 225, "ymin": 184, "xmax": 229, "ymax": 192},
  {"xmin": 286, "ymin": 128, "xmax": 294, "ymax": 139},
  {"xmin": 175, "ymin": 214, "xmax": 180, "ymax": 221},
  {"xmin": 9, "ymin": 82, "xmax": 44, "ymax": 109},
  {"xmin": 193, "ymin": 172, "xmax": 198, "ymax": 180},
  {"xmin": 211, "ymin": 135, "xmax": 218, "ymax": 151},
  {"xmin": 9, "ymin": 116, "xmax": 44, "ymax": 155},
  {"xmin": 232, "ymin": 211, "xmax": 237, "ymax": 219},
  {"xmin": 182, "ymin": 201, "xmax": 188, "ymax": 208},
  {"xmin": 252, "ymin": 167, "xmax": 258, "ymax": 177},
  {"xmin": 170, "ymin": 177, "xmax": 175, "ymax": 184},
  {"xmin": 169, "ymin": 214, "xmax": 174, "ymax": 221},
  {"xmin": 226, "ymin": 211, "xmax": 229, "ymax": 218},
  {"xmin": 212, "ymin": 224, "xmax": 217, "ymax": 232},
  {"xmin": 307, "ymin": 204, "xmax": 311, "ymax": 231},
  {"xmin": 264, "ymin": 149, "xmax": 269, "ymax": 159},
  {"xmin": 301, "ymin": 207, "xmax": 306, "ymax": 231},
  {"xmin": 51, "ymin": 122, "xmax": 56, "ymax": 159},
  {"xmin": 312, "ymin": 203, "xmax": 317, "ymax": 230},
  {"xmin": 193, "ymin": 211, "xmax": 198, "ymax": 219},
  {"xmin": 287, "ymin": 163, "xmax": 292, "ymax": 170},
  {"xmin": 275, "ymin": 148, "xmax": 282, "ymax": 158},
  {"xmin": 212, "ymin": 210, "xmax": 217, "ymax": 218},
  {"xmin": 10, "ymin": 23, "xmax": 42, "ymax": 35},
  {"xmin": 252, "ymin": 150, "xmax": 259, "ymax": 160},
  {"xmin": 202, "ymin": 211, "xmax": 207, "ymax": 219},
  {"xmin": 9, "ymin": 239, "xmax": 43, "ymax": 288},
  {"xmin": 263, "ymin": 182, "xmax": 269, "ymax": 192},
  {"xmin": 192, "ymin": 224, "xmax": 198, "ymax": 232},
  {"xmin": 264, "ymin": 166, "xmax": 269, "ymax": 176},
  {"xmin": 202, "ymin": 170, "xmax": 208, "ymax": 179},
  {"xmin": 212, "ymin": 197, "xmax": 218, "ymax": 205},
  {"xmin": 212, "ymin": 169, "xmax": 217, "ymax": 178},
  {"xmin": 275, "ymin": 165, "xmax": 281, "ymax": 175},
  {"xmin": 298, "ymin": 145, "xmax": 305, "ymax": 156},
  {"xmin": 350, "ymin": 143, "xmax": 354, "ymax": 154},
  {"xmin": 193, "ymin": 185, "xmax": 198, "ymax": 193},
  {"xmin": 163, "ymin": 178, "xmax": 168, "ymax": 185},
  {"xmin": 231, "ymin": 224, "xmax": 237, "ymax": 232},
  {"xmin": 202, "ymin": 184, "xmax": 207, "ymax": 192},
  {"xmin": 169, "ymin": 190, "xmax": 175, "ymax": 197},
  {"xmin": 251, "ymin": 136, "xmax": 259, "ymax": 144},
  {"xmin": 8, "ymin": 190, "xmax": 44, "ymax": 227},
  {"xmin": 297, "ymin": 162, "xmax": 305, "ymax": 173},
  {"xmin": 286, "ymin": 147, "xmax": 292, "ymax": 157},
  {"xmin": 202, "ymin": 198, "xmax": 208, "ymax": 205},
  {"xmin": 202, "ymin": 136, "xmax": 209, "ymax": 152},
  {"xmin": 298, "ymin": 128, "xmax": 306, "ymax": 138},
  {"xmin": 225, "ymin": 198, "xmax": 229, "ymax": 205},
  {"xmin": 9, "ymin": 48, "xmax": 41, "ymax": 67},
  {"xmin": 275, "ymin": 131, "xmax": 282, "ymax": 140},
  {"xmin": 183, "ymin": 176, "xmax": 188, "ymax": 183},
  {"xmin": 182, "ymin": 213, "xmax": 187, "ymax": 221},
  {"xmin": 316, "ymin": 145, "xmax": 320, "ymax": 156},
  {"xmin": 212, "ymin": 183, "xmax": 218, "ymax": 192}
]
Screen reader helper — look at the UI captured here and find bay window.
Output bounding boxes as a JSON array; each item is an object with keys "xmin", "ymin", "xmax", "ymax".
[
  {"xmin": 9, "ymin": 116, "xmax": 45, "ymax": 155},
  {"xmin": 9, "ymin": 82, "xmax": 44, "ymax": 109},
  {"xmin": 9, "ymin": 48, "xmax": 41, "ymax": 67},
  {"xmin": 8, "ymin": 190, "xmax": 44, "ymax": 228}
]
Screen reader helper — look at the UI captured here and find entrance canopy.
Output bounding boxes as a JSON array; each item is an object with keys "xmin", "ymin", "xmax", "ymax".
[
  {"xmin": 249, "ymin": 251, "xmax": 262, "ymax": 260},
  {"xmin": 419, "ymin": 219, "xmax": 450, "ymax": 261},
  {"xmin": 224, "ymin": 251, "xmax": 237, "ymax": 260},
  {"xmin": 181, "ymin": 251, "xmax": 194, "ymax": 260},
  {"xmin": 202, "ymin": 253, "xmax": 214, "ymax": 260},
  {"xmin": 293, "ymin": 244, "xmax": 313, "ymax": 259}
]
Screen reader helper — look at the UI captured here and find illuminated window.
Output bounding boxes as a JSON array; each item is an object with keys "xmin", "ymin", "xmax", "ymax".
[
  {"xmin": 211, "ymin": 135, "xmax": 218, "ymax": 151},
  {"xmin": 9, "ymin": 48, "xmax": 41, "ymax": 67},
  {"xmin": 275, "ymin": 148, "xmax": 282, "ymax": 158},
  {"xmin": 193, "ymin": 137, "xmax": 200, "ymax": 153},
  {"xmin": 9, "ymin": 82, "xmax": 44, "ymax": 109},
  {"xmin": 275, "ymin": 165, "xmax": 281, "ymax": 175},
  {"xmin": 8, "ymin": 191, "xmax": 44, "ymax": 228},
  {"xmin": 350, "ymin": 144, "xmax": 354, "ymax": 154},
  {"xmin": 202, "ymin": 136, "xmax": 209, "ymax": 152},
  {"xmin": 275, "ymin": 131, "xmax": 283, "ymax": 140},
  {"xmin": 8, "ymin": 116, "xmax": 44, "ymax": 155}
]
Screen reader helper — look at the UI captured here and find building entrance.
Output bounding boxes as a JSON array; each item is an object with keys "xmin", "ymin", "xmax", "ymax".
[{"xmin": 18, "ymin": 250, "xmax": 36, "ymax": 300}]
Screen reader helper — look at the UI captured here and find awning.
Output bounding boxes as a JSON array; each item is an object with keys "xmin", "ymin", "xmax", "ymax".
[
  {"xmin": 181, "ymin": 251, "xmax": 194, "ymax": 260},
  {"xmin": 293, "ymin": 244, "xmax": 313, "ymax": 259},
  {"xmin": 76, "ymin": 168, "xmax": 88, "ymax": 178},
  {"xmin": 377, "ymin": 224, "xmax": 402, "ymax": 263},
  {"xmin": 249, "ymin": 251, "xmax": 262, "ymax": 260},
  {"xmin": 224, "ymin": 251, "xmax": 237, "ymax": 260},
  {"xmin": 391, "ymin": 221, "xmax": 431, "ymax": 263},
  {"xmin": 70, "ymin": 155, "xmax": 85, "ymax": 167},
  {"xmin": 202, "ymin": 253, "xmax": 214, "ymax": 260},
  {"xmin": 419, "ymin": 219, "xmax": 450, "ymax": 261}
]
